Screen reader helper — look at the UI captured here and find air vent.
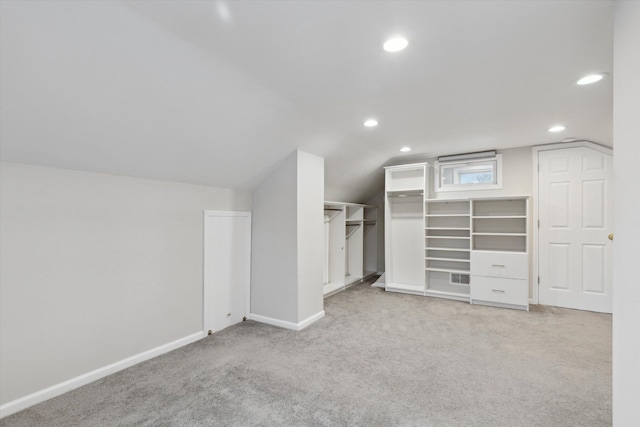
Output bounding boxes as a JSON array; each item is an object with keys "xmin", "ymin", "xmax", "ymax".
[{"xmin": 450, "ymin": 273, "xmax": 470, "ymax": 285}]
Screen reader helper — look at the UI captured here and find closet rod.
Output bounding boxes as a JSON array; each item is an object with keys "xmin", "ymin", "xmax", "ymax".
[{"xmin": 324, "ymin": 208, "xmax": 343, "ymax": 211}]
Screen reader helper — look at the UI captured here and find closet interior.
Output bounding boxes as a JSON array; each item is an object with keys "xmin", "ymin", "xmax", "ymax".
[{"xmin": 324, "ymin": 202, "xmax": 378, "ymax": 297}]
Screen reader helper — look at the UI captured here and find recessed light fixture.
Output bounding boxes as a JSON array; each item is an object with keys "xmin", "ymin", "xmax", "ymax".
[
  {"xmin": 383, "ymin": 36, "xmax": 408, "ymax": 53},
  {"xmin": 576, "ymin": 73, "xmax": 608, "ymax": 85},
  {"xmin": 548, "ymin": 125, "xmax": 566, "ymax": 133},
  {"xmin": 400, "ymin": 146, "xmax": 411, "ymax": 152},
  {"xmin": 364, "ymin": 119, "xmax": 378, "ymax": 128}
]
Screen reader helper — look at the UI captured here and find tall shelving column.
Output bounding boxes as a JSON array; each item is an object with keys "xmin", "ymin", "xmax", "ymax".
[
  {"xmin": 363, "ymin": 206, "xmax": 378, "ymax": 279},
  {"xmin": 424, "ymin": 199, "xmax": 472, "ymax": 301},
  {"xmin": 345, "ymin": 205, "xmax": 364, "ymax": 286},
  {"xmin": 470, "ymin": 197, "xmax": 529, "ymax": 310},
  {"xmin": 384, "ymin": 163, "xmax": 428, "ymax": 295}
]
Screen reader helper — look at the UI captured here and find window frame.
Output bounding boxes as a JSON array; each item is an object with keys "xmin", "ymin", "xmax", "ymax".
[{"xmin": 434, "ymin": 154, "xmax": 503, "ymax": 192}]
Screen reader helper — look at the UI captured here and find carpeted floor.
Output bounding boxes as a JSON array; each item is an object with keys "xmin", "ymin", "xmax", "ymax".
[{"xmin": 1, "ymin": 278, "xmax": 612, "ymax": 426}]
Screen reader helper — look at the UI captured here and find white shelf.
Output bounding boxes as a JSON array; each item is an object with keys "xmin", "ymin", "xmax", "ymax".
[
  {"xmin": 426, "ymin": 236, "xmax": 470, "ymax": 240},
  {"xmin": 472, "ymin": 215, "xmax": 526, "ymax": 219},
  {"xmin": 425, "ymin": 257, "xmax": 470, "ymax": 262},
  {"xmin": 426, "ymin": 214, "xmax": 470, "ymax": 217},
  {"xmin": 425, "ymin": 247, "xmax": 471, "ymax": 252},
  {"xmin": 472, "ymin": 232, "xmax": 526, "ymax": 236},
  {"xmin": 425, "ymin": 227, "xmax": 470, "ymax": 230},
  {"xmin": 425, "ymin": 267, "xmax": 470, "ymax": 274}
]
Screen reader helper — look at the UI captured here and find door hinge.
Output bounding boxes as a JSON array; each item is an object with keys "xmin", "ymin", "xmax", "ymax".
[
  {"xmin": 538, "ymin": 220, "xmax": 540, "ymax": 228},
  {"xmin": 538, "ymin": 164, "xmax": 540, "ymax": 172},
  {"xmin": 537, "ymin": 276, "xmax": 540, "ymax": 284}
]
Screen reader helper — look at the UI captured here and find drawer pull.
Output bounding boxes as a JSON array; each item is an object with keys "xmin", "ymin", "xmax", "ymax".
[
  {"xmin": 492, "ymin": 289, "xmax": 505, "ymax": 293},
  {"xmin": 492, "ymin": 264, "xmax": 505, "ymax": 268}
]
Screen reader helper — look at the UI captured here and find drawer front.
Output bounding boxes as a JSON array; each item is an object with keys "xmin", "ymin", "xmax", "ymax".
[
  {"xmin": 471, "ymin": 251, "xmax": 528, "ymax": 279},
  {"xmin": 471, "ymin": 276, "xmax": 528, "ymax": 307}
]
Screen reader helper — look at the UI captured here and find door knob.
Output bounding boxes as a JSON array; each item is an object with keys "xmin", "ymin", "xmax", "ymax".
[{"xmin": 608, "ymin": 233, "xmax": 614, "ymax": 241}]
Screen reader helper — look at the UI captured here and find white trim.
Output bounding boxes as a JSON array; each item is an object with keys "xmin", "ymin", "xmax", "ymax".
[
  {"xmin": 203, "ymin": 210, "xmax": 252, "ymax": 334},
  {"xmin": 531, "ymin": 141, "xmax": 613, "ymax": 305},
  {"xmin": 383, "ymin": 162, "xmax": 429, "ymax": 170},
  {"xmin": 0, "ymin": 332, "xmax": 205, "ymax": 419},
  {"xmin": 249, "ymin": 310, "xmax": 325, "ymax": 331}
]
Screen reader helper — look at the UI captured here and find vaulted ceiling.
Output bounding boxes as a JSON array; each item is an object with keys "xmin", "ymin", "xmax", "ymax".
[{"xmin": 0, "ymin": 1, "xmax": 613, "ymax": 202}]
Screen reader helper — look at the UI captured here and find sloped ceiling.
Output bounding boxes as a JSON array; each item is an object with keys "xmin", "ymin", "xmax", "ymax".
[{"xmin": 0, "ymin": 1, "xmax": 612, "ymax": 202}]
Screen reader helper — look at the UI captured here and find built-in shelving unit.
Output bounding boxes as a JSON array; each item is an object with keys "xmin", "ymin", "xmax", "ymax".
[
  {"xmin": 424, "ymin": 199, "xmax": 471, "ymax": 301},
  {"xmin": 470, "ymin": 197, "xmax": 530, "ymax": 310},
  {"xmin": 383, "ymin": 162, "xmax": 530, "ymax": 311},
  {"xmin": 384, "ymin": 163, "xmax": 428, "ymax": 295}
]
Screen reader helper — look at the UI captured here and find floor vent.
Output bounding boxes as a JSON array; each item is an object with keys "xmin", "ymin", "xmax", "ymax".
[{"xmin": 450, "ymin": 273, "xmax": 470, "ymax": 285}]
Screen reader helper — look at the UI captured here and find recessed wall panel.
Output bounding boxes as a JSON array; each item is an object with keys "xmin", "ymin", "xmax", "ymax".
[
  {"xmin": 582, "ymin": 180, "xmax": 605, "ymax": 229},
  {"xmin": 549, "ymin": 182, "xmax": 570, "ymax": 228},
  {"xmin": 582, "ymin": 153, "xmax": 606, "ymax": 172},
  {"xmin": 549, "ymin": 156, "xmax": 570, "ymax": 173},
  {"xmin": 583, "ymin": 244, "xmax": 606, "ymax": 294},
  {"xmin": 549, "ymin": 243, "xmax": 570, "ymax": 290}
]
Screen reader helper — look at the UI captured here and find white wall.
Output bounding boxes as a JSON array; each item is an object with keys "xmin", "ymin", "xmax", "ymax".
[
  {"xmin": 613, "ymin": 1, "xmax": 640, "ymax": 425},
  {"xmin": 427, "ymin": 146, "xmax": 533, "ymax": 200},
  {"xmin": 0, "ymin": 162, "xmax": 251, "ymax": 406},
  {"xmin": 296, "ymin": 151, "xmax": 325, "ymax": 322},
  {"xmin": 251, "ymin": 150, "xmax": 324, "ymax": 327},
  {"xmin": 250, "ymin": 153, "xmax": 299, "ymax": 323}
]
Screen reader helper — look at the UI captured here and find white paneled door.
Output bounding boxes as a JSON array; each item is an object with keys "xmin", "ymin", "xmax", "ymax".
[
  {"xmin": 538, "ymin": 146, "xmax": 613, "ymax": 313},
  {"xmin": 204, "ymin": 211, "xmax": 251, "ymax": 334}
]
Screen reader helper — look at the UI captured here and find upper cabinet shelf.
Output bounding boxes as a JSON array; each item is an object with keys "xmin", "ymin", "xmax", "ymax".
[
  {"xmin": 385, "ymin": 163, "xmax": 428, "ymax": 193},
  {"xmin": 472, "ymin": 198, "xmax": 527, "ymax": 217}
]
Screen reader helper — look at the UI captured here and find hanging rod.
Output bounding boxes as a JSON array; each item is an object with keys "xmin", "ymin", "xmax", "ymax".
[{"xmin": 324, "ymin": 208, "xmax": 343, "ymax": 211}]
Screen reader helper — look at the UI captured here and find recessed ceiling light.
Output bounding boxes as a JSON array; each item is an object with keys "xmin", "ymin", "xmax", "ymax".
[
  {"xmin": 576, "ymin": 73, "xmax": 608, "ymax": 85},
  {"xmin": 400, "ymin": 146, "xmax": 411, "ymax": 152},
  {"xmin": 364, "ymin": 119, "xmax": 378, "ymax": 127},
  {"xmin": 383, "ymin": 36, "xmax": 408, "ymax": 53},
  {"xmin": 548, "ymin": 125, "xmax": 566, "ymax": 133}
]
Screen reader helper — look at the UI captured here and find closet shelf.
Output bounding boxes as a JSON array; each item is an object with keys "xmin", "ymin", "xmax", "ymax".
[
  {"xmin": 472, "ymin": 215, "xmax": 526, "ymax": 219},
  {"xmin": 426, "ymin": 236, "xmax": 470, "ymax": 240},
  {"xmin": 425, "ymin": 214, "xmax": 470, "ymax": 217},
  {"xmin": 425, "ymin": 267, "xmax": 470, "ymax": 274},
  {"xmin": 425, "ymin": 257, "xmax": 470, "ymax": 262},
  {"xmin": 425, "ymin": 247, "xmax": 471, "ymax": 252},
  {"xmin": 472, "ymin": 232, "xmax": 526, "ymax": 236},
  {"xmin": 425, "ymin": 227, "xmax": 470, "ymax": 231}
]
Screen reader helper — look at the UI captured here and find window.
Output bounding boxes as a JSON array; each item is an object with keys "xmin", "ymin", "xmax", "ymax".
[{"xmin": 434, "ymin": 154, "xmax": 502, "ymax": 192}]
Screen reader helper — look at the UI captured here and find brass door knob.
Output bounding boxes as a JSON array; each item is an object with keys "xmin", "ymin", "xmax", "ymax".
[{"xmin": 608, "ymin": 233, "xmax": 614, "ymax": 241}]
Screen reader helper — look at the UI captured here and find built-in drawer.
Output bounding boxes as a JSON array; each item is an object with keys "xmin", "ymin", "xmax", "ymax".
[
  {"xmin": 470, "ymin": 251, "xmax": 528, "ymax": 279},
  {"xmin": 470, "ymin": 275, "xmax": 528, "ymax": 307}
]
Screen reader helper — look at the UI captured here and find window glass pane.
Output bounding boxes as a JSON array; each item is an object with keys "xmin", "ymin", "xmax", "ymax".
[
  {"xmin": 438, "ymin": 159, "xmax": 498, "ymax": 188},
  {"xmin": 459, "ymin": 171, "xmax": 494, "ymax": 184}
]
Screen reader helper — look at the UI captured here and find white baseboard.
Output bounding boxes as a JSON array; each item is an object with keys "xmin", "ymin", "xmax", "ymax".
[
  {"xmin": 0, "ymin": 331, "xmax": 205, "ymax": 419},
  {"xmin": 249, "ymin": 310, "xmax": 325, "ymax": 331}
]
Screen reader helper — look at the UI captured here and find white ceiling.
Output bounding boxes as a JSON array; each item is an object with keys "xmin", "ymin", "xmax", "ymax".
[{"xmin": 0, "ymin": 1, "xmax": 613, "ymax": 202}]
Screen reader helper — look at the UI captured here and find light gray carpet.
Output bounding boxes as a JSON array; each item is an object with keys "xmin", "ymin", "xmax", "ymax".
[{"xmin": 1, "ymin": 278, "xmax": 611, "ymax": 426}]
